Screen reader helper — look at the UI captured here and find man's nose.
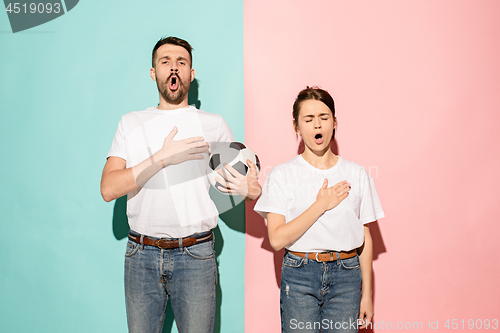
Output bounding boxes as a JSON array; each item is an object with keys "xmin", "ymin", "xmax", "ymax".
[{"xmin": 170, "ymin": 68, "xmax": 178, "ymax": 73}]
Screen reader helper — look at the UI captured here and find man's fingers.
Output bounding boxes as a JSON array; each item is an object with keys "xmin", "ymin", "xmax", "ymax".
[
  {"xmin": 216, "ymin": 185, "xmax": 230, "ymax": 193},
  {"xmin": 216, "ymin": 186, "xmax": 238, "ymax": 194},
  {"xmin": 216, "ymin": 169, "xmax": 229, "ymax": 182},
  {"xmin": 222, "ymin": 163, "xmax": 242, "ymax": 179},
  {"xmin": 187, "ymin": 142, "xmax": 209, "ymax": 150},
  {"xmin": 188, "ymin": 146, "xmax": 209, "ymax": 155},
  {"xmin": 165, "ymin": 126, "xmax": 178, "ymax": 141},
  {"xmin": 184, "ymin": 136, "xmax": 206, "ymax": 144},
  {"xmin": 215, "ymin": 178, "xmax": 241, "ymax": 192},
  {"xmin": 217, "ymin": 167, "xmax": 233, "ymax": 181},
  {"xmin": 247, "ymin": 160, "xmax": 258, "ymax": 176},
  {"xmin": 215, "ymin": 175, "xmax": 229, "ymax": 187}
]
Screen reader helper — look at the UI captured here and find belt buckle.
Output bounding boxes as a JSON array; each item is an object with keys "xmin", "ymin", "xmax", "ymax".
[
  {"xmin": 315, "ymin": 252, "xmax": 321, "ymax": 262},
  {"xmin": 157, "ymin": 238, "xmax": 170, "ymax": 249}
]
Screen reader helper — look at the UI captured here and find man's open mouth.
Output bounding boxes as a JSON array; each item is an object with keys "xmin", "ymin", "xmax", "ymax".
[{"xmin": 169, "ymin": 75, "xmax": 179, "ymax": 91}]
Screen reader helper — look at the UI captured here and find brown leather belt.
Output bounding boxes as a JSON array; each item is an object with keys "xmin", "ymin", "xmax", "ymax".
[
  {"xmin": 128, "ymin": 231, "xmax": 213, "ymax": 249},
  {"xmin": 288, "ymin": 249, "xmax": 357, "ymax": 262}
]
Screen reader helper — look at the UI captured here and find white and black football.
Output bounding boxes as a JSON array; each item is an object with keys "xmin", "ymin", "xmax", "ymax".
[{"xmin": 207, "ymin": 142, "xmax": 260, "ymax": 194}]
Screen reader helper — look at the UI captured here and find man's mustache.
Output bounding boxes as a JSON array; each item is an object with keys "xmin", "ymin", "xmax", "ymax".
[{"xmin": 166, "ymin": 73, "xmax": 181, "ymax": 85}]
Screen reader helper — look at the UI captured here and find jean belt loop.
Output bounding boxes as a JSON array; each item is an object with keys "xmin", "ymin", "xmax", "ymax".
[
  {"xmin": 139, "ymin": 234, "xmax": 144, "ymax": 250},
  {"xmin": 304, "ymin": 252, "xmax": 309, "ymax": 264},
  {"xmin": 179, "ymin": 238, "xmax": 183, "ymax": 252},
  {"xmin": 336, "ymin": 251, "xmax": 340, "ymax": 265}
]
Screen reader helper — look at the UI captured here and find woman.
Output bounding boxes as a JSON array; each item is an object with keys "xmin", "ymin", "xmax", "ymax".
[{"xmin": 254, "ymin": 87, "xmax": 384, "ymax": 333}]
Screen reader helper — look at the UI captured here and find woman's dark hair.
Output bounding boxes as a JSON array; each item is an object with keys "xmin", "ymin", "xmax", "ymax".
[
  {"xmin": 152, "ymin": 36, "xmax": 193, "ymax": 68},
  {"xmin": 293, "ymin": 86, "xmax": 336, "ymax": 140}
]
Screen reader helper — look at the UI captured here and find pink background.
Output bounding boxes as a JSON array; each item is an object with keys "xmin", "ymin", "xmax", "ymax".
[{"xmin": 244, "ymin": 0, "xmax": 500, "ymax": 332}]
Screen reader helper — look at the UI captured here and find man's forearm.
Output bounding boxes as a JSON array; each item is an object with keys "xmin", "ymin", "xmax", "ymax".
[{"xmin": 101, "ymin": 153, "xmax": 164, "ymax": 202}]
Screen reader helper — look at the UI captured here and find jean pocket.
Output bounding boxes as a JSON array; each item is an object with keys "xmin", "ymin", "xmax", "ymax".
[
  {"xmin": 282, "ymin": 253, "xmax": 304, "ymax": 268},
  {"xmin": 184, "ymin": 241, "xmax": 215, "ymax": 260},
  {"xmin": 125, "ymin": 240, "xmax": 140, "ymax": 258},
  {"xmin": 340, "ymin": 255, "xmax": 360, "ymax": 269}
]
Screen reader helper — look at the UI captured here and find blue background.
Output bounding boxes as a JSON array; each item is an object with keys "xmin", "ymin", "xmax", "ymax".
[{"xmin": 0, "ymin": 1, "xmax": 245, "ymax": 332}]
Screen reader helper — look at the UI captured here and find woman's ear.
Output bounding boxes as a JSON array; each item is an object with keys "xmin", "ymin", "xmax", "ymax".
[{"xmin": 294, "ymin": 122, "xmax": 301, "ymax": 136}]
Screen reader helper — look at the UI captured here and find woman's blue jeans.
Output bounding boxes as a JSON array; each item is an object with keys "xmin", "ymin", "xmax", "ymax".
[
  {"xmin": 280, "ymin": 251, "xmax": 362, "ymax": 333},
  {"xmin": 124, "ymin": 231, "xmax": 217, "ymax": 333}
]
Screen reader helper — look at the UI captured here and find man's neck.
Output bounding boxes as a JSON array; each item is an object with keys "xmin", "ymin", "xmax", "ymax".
[{"xmin": 157, "ymin": 98, "xmax": 189, "ymax": 110}]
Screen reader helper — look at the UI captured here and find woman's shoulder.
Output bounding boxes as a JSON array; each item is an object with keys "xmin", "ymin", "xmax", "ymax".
[
  {"xmin": 337, "ymin": 156, "xmax": 369, "ymax": 176},
  {"xmin": 271, "ymin": 155, "xmax": 302, "ymax": 171},
  {"xmin": 265, "ymin": 156, "xmax": 302, "ymax": 179}
]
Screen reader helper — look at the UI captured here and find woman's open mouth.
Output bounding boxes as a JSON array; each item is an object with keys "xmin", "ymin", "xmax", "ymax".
[{"xmin": 314, "ymin": 133, "xmax": 324, "ymax": 144}]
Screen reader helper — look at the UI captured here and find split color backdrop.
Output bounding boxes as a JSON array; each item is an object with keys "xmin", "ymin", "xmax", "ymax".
[{"xmin": 1, "ymin": 1, "xmax": 500, "ymax": 332}]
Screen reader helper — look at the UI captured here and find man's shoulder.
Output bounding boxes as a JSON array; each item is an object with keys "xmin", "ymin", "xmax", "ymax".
[
  {"xmin": 125, "ymin": 106, "xmax": 160, "ymax": 115},
  {"xmin": 118, "ymin": 107, "xmax": 158, "ymax": 121},
  {"xmin": 191, "ymin": 107, "xmax": 225, "ymax": 121}
]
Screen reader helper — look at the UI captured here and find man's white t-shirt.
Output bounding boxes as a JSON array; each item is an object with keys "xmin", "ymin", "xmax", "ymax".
[
  {"xmin": 107, "ymin": 106, "xmax": 234, "ymax": 238},
  {"xmin": 254, "ymin": 155, "xmax": 384, "ymax": 252}
]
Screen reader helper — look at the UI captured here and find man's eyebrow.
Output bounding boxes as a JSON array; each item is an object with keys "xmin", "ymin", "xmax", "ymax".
[
  {"xmin": 157, "ymin": 55, "xmax": 170, "ymax": 62},
  {"xmin": 157, "ymin": 55, "xmax": 189, "ymax": 64}
]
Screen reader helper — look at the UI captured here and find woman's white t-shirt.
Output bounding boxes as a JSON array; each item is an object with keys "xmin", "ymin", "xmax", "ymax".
[{"xmin": 254, "ymin": 155, "xmax": 384, "ymax": 252}]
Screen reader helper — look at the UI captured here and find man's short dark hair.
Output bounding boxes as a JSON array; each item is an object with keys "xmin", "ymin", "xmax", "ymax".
[{"xmin": 152, "ymin": 36, "xmax": 193, "ymax": 68}]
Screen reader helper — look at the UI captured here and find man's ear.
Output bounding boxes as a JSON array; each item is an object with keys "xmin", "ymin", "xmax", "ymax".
[
  {"xmin": 150, "ymin": 67, "xmax": 156, "ymax": 81},
  {"xmin": 190, "ymin": 68, "xmax": 195, "ymax": 82}
]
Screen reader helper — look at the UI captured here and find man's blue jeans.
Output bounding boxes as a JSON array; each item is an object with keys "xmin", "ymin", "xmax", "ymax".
[
  {"xmin": 280, "ymin": 251, "xmax": 362, "ymax": 333},
  {"xmin": 124, "ymin": 231, "xmax": 217, "ymax": 333}
]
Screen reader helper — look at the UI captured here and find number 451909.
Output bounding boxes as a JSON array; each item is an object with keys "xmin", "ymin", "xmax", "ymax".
[
  {"xmin": 444, "ymin": 319, "xmax": 498, "ymax": 329},
  {"xmin": 5, "ymin": 3, "xmax": 61, "ymax": 14}
]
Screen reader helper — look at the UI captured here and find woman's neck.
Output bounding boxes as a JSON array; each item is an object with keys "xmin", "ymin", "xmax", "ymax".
[{"xmin": 301, "ymin": 147, "xmax": 338, "ymax": 170}]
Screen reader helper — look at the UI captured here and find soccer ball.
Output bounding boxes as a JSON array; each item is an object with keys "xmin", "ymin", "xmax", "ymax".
[{"xmin": 207, "ymin": 142, "xmax": 261, "ymax": 195}]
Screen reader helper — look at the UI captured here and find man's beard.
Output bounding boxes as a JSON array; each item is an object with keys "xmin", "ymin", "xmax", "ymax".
[{"xmin": 158, "ymin": 74, "xmax": 190, "ymax": 105}]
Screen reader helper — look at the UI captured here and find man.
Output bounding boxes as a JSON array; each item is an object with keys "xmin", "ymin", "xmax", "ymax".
[{"xmin": 101, "ymin": 36, "xmax": 260, "ymax": 333}]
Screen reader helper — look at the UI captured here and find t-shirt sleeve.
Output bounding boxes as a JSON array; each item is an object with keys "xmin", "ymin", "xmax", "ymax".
[
  {"xmin": 107, "ymin": 116, "xmax": 127, "ymax": 161},
  {"xmin": 254, "ymin": 168, "xmax": 286, "ymax": 219},
  {"xmin": 216, "ymin": 117, "xmax": 235, "ymax": 145},
  {"xmin": 359, "ymin": 169, "xmax": 385, "ymax": 224}
]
